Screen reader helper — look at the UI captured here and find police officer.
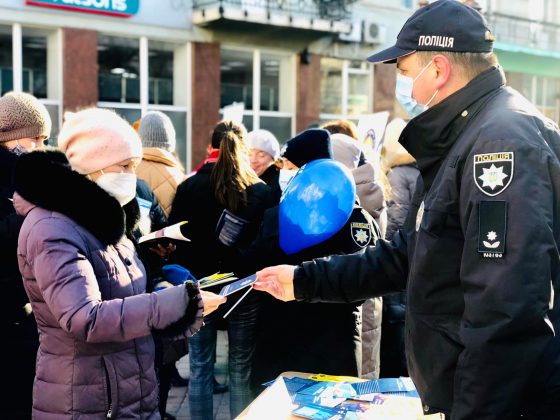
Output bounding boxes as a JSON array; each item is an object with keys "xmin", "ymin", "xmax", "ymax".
[{"xmin": 254, "ymin": 1, "xmax": 560, "ymax": 418}]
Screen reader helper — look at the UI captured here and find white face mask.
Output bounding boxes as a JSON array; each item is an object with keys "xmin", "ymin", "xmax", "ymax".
[
  {"xmin": 279, "ymin": 168, "xmax": 298, "ymax": 192},
  {"xmin": 95, "ymin": 172, "xmax": 137, "ymax": 206}
]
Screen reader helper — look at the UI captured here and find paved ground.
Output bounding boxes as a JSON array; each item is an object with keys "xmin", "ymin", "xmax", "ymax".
[{"xmin": 166, "ymin": 330, "xmax": 231, "ymax": 420}]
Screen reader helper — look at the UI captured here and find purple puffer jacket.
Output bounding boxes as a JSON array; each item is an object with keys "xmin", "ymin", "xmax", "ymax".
[{"xmin": 14, "ymin": 151, "xmax": 202, "ymax": 419}]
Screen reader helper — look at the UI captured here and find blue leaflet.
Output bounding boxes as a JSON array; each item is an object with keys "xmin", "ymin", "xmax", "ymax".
[{"xmin": 351, "ymin": 377, "xmax": 416, "ymax": 395}]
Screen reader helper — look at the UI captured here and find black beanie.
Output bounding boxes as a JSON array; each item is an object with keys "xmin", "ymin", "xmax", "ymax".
[{"xmin": 282, "ymin": 128, "xmax": 333, "ymax": 168}]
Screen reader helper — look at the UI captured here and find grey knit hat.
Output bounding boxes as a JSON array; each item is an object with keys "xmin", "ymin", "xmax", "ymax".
[
  {"xmin": 138, "ymin": 111, "xmax": 176, "ymax": 152},
  {"xmin": 0, "ymin": 92, "xmax": 52, "ymax": 143}
]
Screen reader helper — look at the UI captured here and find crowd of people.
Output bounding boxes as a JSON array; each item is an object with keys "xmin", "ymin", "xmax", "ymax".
[{"xmin": 1, "ymin": 1, "xmax": 559, "ymax": 419}]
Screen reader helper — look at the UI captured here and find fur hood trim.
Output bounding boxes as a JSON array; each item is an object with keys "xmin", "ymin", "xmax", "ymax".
[{"xmin": 14, "ymin": 149, "xmax": 139, "ymax": 246}]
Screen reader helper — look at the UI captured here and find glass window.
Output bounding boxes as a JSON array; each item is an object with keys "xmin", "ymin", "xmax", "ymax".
[
  {"xmin": 260, "ymin": 54, "xmax": 279, "ymax": 111},
  {"xmin": 220, "ymin": 48, "xmax": 293, "ymax": 142},
  {"xmin": 260, "ymin": 115, "xmax": 292, "ymax": 144},
  {"xmin": 546, "ymin": 78, "xmax": 560, "ymax": 108},
  {"xmin": 221, "ymin": 49, "xmax": 253, "ymax": 109},
  {"xmin": 98, "ymin": 35, "xmax": 140, "ymax": 103},
  {"xmin": 0, "ymin": 27, "xmax": 13, "ymax": 96},
  {"xmin": 43, "ymin": 103, "xmax": 59, "ymax": 146},
  {"xmin": 149, "ymin": 41, "xmax": 173, "ymax": 106},
  {"xmin": 102, "ymin": 107, "xmax": 142, "ymax": 126},
  {"xmin": 348, "ymin": 73, "xmax": 370, "ymax": 115},
  {"xmin": 218, "ymin": 110, "xmax": 253, "ymax": 132},
  {"xmin": 520, "ymin": 73, "xmax": 533, "ymax": 101},
  {"xmin": 22, "ymin": 32, "xmax": 47, "ymax": 99},
  {"xmin": 535, "ymin": 76, "xmax": 544, "ymax": 106},
  {"xmin": 320, "ymin": 58, "xmax": 372, "ymax": 117},
  {"xmin": 320, "ymin": 58, "xmax": 343, "ymax": 114},
  {"xmin": 148, "ymin": 109, "xmax": 188, "ymax": 168}
]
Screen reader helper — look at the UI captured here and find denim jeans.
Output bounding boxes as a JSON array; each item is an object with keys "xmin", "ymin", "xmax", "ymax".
[{"xmin": 188, "ymin": 292, "xmax": 259, "ymax": 419}]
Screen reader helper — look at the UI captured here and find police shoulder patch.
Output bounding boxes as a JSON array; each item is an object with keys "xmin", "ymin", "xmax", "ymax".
[
  {"xmin": 350, "ymin": 222, "xmax": 371, "ymax": 247},
  {"xmin": 478, "ymin": 201, "xmax": 507, "ymax": 259},
  {"xmin": 473, "ymin": 152, "xmax": 514, "ymax": 196}
]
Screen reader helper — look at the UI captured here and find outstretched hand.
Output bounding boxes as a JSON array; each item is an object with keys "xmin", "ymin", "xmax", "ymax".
[
  {"xmin": 200, "ymin": 290, "xmax": 226, "ymax": 316},
  {"xmin": 253, "ymin": 265, "xmax": 296, "ymax": 302}
]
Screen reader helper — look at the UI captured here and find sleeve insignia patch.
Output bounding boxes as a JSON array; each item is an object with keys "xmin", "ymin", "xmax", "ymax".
[
  {"xmin": 473, "ymin": 152, "xmax": 514, "ymax": 196},
  {"xmin": 478, "ymin": 201, "xmax": 507, "ymax": 259}
]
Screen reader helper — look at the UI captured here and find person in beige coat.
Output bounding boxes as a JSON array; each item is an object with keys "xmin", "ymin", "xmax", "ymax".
[{"xmin": 136, "ymin": 111, "xmax": 186, "ymax": 218}]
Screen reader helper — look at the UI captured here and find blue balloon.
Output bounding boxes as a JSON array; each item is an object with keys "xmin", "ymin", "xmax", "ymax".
[{"xmin": 279, "ymin": 159, "xmax": 356, "ymax": 255}]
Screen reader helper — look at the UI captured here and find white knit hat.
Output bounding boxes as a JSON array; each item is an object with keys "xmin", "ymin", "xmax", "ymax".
[
  {"xmin": 247, "ymin": 129, "xmax": 280, "ymax": 160},
  {"xmin": 58, "ymin": 108, "xmax": 143, "ymax": 175}
]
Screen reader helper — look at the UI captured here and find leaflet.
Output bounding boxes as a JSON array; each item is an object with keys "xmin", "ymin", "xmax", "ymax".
[
  {"xmin": 138, "ymin": 221, "xmax": 190, "ymax": 245},
  {"xmin": 197, "ymin": 272, "xmax": 238, "ymax": 289},
  {"xmin": 219, "ymin": 274, "xmax": 257, "ymax": 296},
  {"xmin": 351, "ymin": 377, "xmax": 415, "ymax": 395}
]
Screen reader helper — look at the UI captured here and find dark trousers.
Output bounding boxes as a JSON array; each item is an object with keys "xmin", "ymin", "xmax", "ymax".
[
  {"xmin": 2, "ymin": 321, "xmax": 38, "ymax": 419},
  {"xmin": 188, "ymin": 293, "xmax": 259, "ymax": 420}
]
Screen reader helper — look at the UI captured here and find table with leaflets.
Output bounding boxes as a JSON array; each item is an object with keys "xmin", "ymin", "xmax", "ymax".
[{"xmin": 237, "ymin": 371, "xmax": 444, "ymax": 420}]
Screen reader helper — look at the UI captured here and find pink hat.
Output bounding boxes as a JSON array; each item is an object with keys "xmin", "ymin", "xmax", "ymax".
[{"xmin": 58, "ymin": 108, "xmax": 143, "ymax": 174}]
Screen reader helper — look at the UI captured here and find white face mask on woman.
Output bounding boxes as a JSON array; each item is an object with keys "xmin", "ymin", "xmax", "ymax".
[
  {"xmin": 279, "ymin": 168, "xmax": 298, "ymax": 192},
  {"xmin": 95, "ymin": 171, "xmax": 137, "ymax": 206}
]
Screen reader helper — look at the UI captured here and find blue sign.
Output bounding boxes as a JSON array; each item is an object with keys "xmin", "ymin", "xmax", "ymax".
[{"xmin": 26, "ymin": 0, "xmax": 140, "ymax": 18}]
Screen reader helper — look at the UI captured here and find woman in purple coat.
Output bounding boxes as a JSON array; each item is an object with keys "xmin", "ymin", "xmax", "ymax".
[{"xmin": 13, "ymin": 109, "xmax": 225, "ymax": 419}]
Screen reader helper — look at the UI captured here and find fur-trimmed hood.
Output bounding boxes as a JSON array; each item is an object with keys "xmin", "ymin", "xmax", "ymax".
[{"xmin": 13, "ymin": 149, "xmax": 139, "ymax": 246}]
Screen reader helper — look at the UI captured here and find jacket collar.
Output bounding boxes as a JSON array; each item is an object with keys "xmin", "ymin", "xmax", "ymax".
[
  {"xmin": 13, "ymin": 150, "xmax": 139, "ymax": 246},
  {"xmin": 142, "ymin": 147, "xmax": 182, "ymax": 168},
  {"xmin": 400, "ymin": 66, "xmax": 506, "ymax": 175},
  {"xmin": 193, "ymin": 149, "xmax": 220, "ymax": 173}
]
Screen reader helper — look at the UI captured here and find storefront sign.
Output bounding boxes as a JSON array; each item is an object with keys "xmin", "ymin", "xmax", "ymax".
[{"xmin": 26, "ymin": 0, "xmax": 140, "ymax": 18}]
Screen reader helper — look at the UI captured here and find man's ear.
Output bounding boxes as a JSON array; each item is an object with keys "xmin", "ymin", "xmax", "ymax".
[{"xmin": 431, "ymin": 54, "xmax": 452, "ymax": 89}]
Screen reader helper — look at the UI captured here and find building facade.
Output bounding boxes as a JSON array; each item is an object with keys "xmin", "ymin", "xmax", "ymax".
[{"xmin": 0, "ymin": 0, "xmax": 557, "ymax": 169}]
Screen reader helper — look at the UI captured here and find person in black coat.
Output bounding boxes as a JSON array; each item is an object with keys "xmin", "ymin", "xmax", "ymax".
[
  {"xmin": 169, "ymin": 120, "xmax": 274, "ymax": 419},
  {"xmin": 247, "ymin": 128, "xmax": 381, "ymax": 390},
  {"xmin": 0, "ymin": 91, "xmax": 51, "ymax": 419}
]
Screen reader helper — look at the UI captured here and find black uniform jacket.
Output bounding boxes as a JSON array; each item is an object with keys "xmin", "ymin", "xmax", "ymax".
[
  {"xmin": 293, "ymin": 67, "xmax": 560, "ymax": 418},
  {"xmin": 249, "ymin": 205, "xmax": 380, "ymax": 388}
]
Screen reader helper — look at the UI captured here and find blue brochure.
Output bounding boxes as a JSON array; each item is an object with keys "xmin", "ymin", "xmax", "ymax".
[
  {"xmin": 351, "ymin": 377, "xmax": 416, "ymax": 395},
  {"xmin": 219, "ymin": 274, "xmax": 257, "ymax": 296}
]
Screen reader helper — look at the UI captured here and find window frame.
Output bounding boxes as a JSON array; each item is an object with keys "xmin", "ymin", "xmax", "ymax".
[
  {"xmin": 220, "ymin": 45, "xmax": 296, "ymax": 139},
  {"xmin": 97, "ymin": 36, "xmax": 192, "ymax": 170},
  {"xmin": 319, "ymin": 57, "xmax": 374, "ymax": 122}
]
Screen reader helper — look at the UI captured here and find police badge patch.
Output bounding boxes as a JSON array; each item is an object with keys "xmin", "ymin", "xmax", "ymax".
[
  {"xmin": 351, "ymin": 222, "xmax": 371, "ymax": 247},
  {"xmin": 473, "ymin": 152, "xmax": 514, "ymax": 196}
]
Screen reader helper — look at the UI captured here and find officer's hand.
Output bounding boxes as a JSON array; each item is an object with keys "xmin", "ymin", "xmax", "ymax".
[
  {"xmin": 254, "ymin": 265, "xmax": 296, "ymax": 302},
  {"xmin": 200, "ymin": 290, "xmax": 226, "ymax": 316}
]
